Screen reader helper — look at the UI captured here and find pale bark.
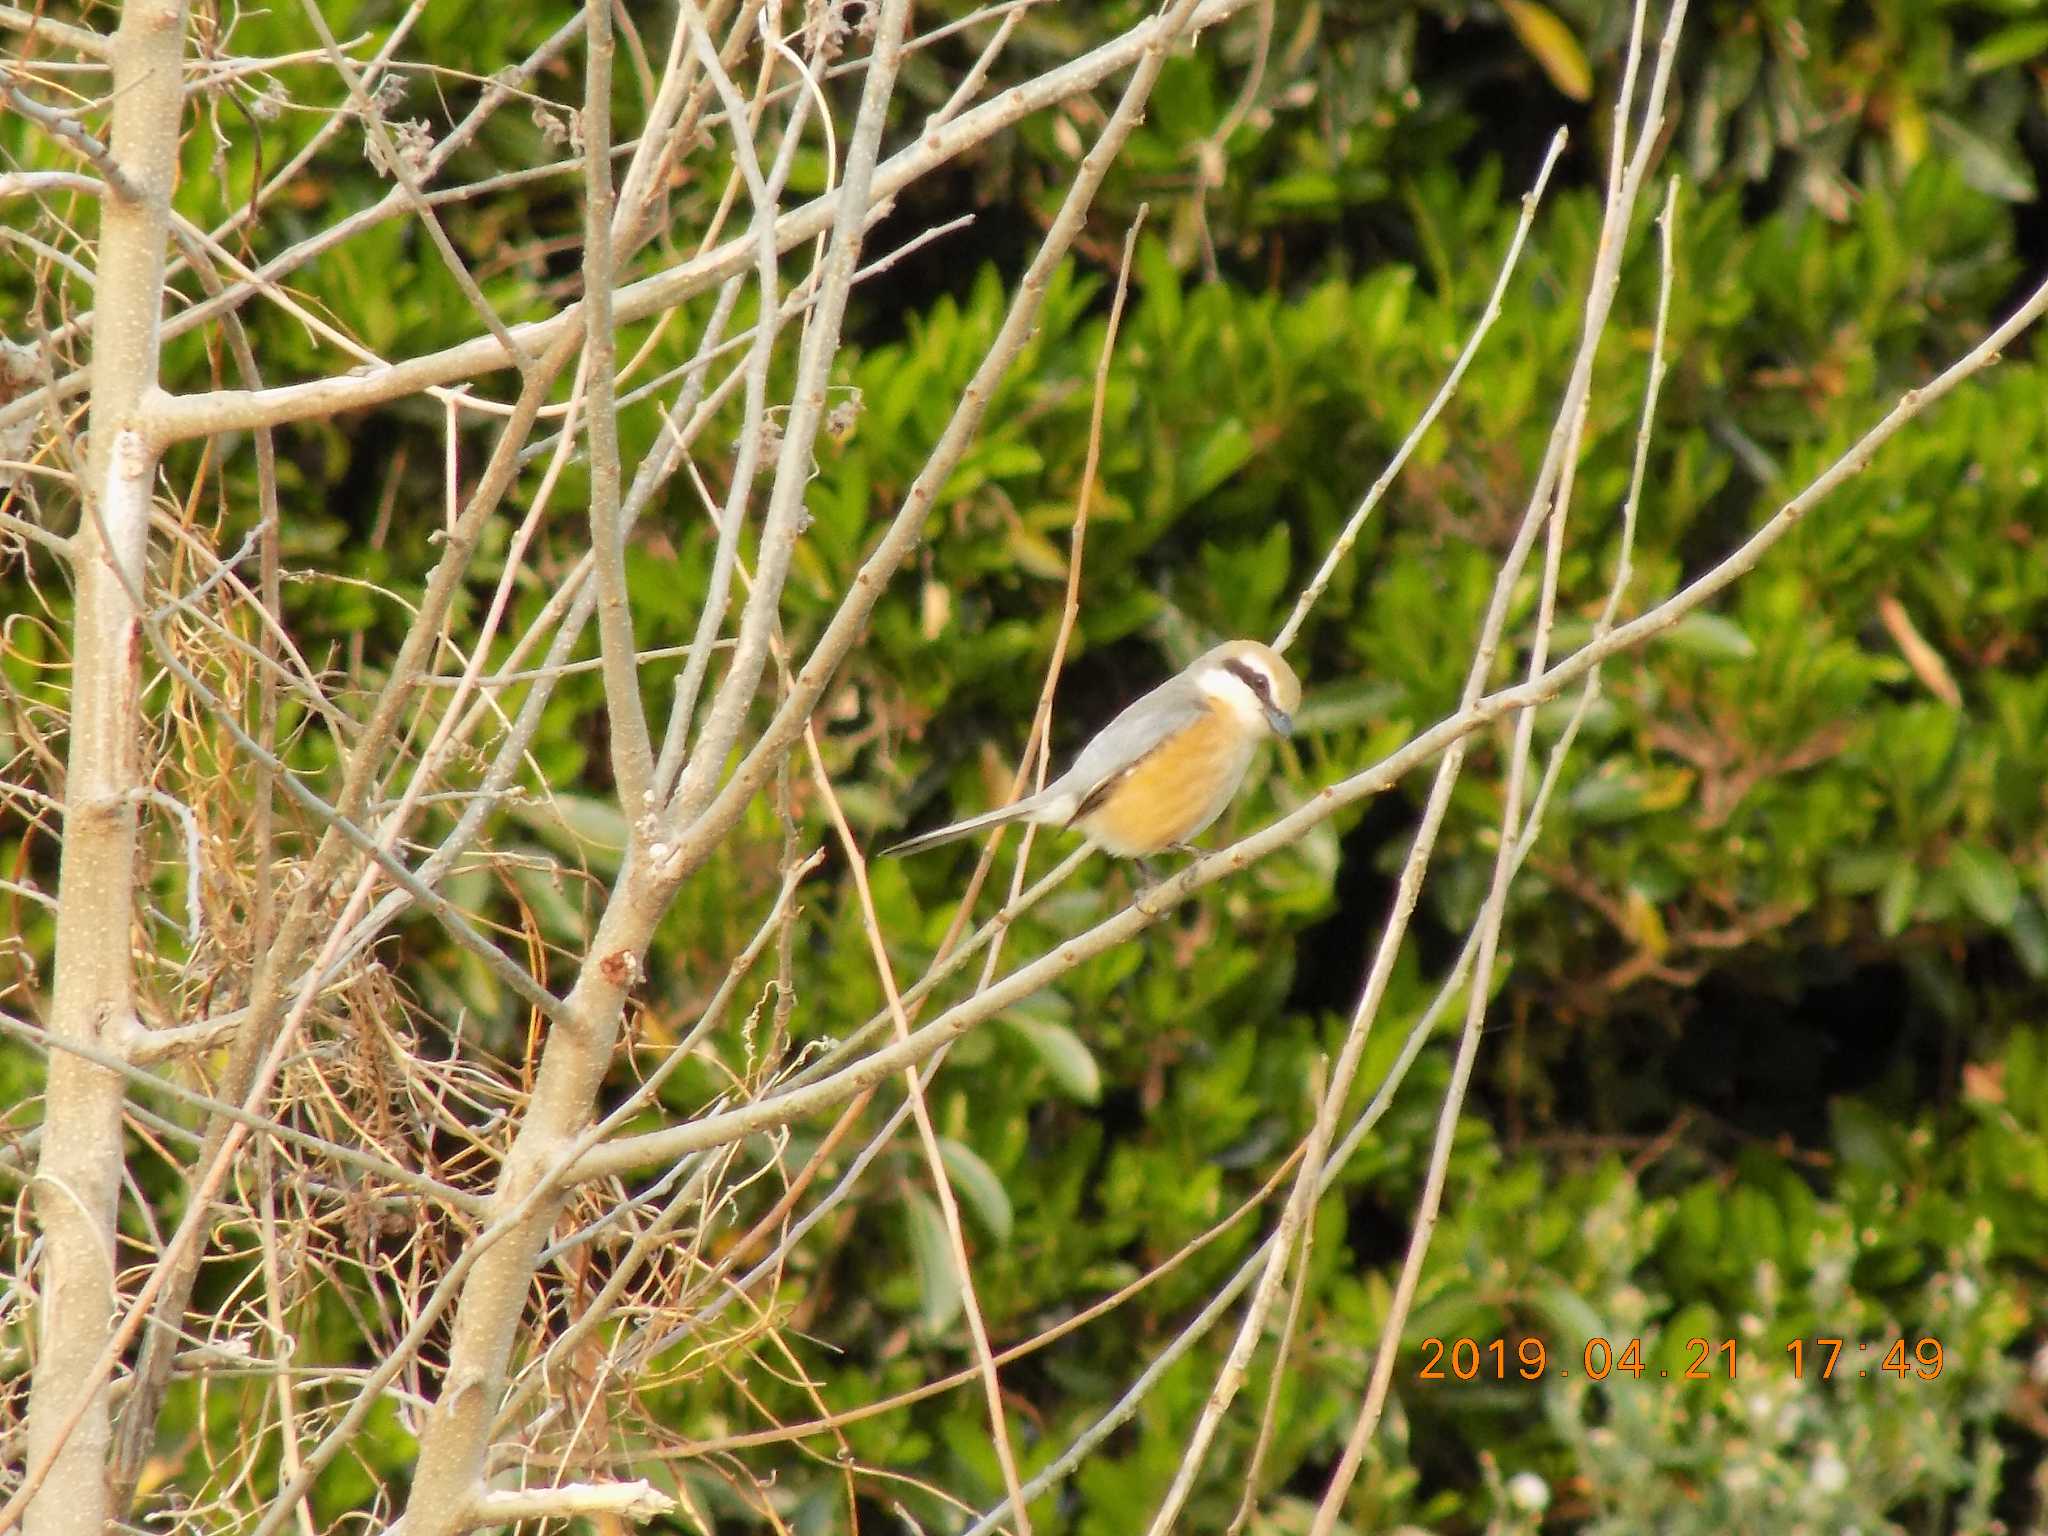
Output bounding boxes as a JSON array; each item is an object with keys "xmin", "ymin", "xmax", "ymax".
[
  {"xmin": 398, "ymin": 0, "xmax": 920, "ymax": 1518},
  {"xmin": 23, "ymin": 3, "xmax": 190, "ymax": 1533}
]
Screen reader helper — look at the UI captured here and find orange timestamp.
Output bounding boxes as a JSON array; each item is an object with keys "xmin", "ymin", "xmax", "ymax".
[
  {"xmin": 1784, "ymin": 1336, "xmax": 1945, "ymax": 1379},
  {"xmin": 1416, "ymin": 1335, "xmax": 1946, "ymax": 1383},
  {"xmin": 1417, "ymin": 1336, "xmax": 1737, "ymax": 1382}
]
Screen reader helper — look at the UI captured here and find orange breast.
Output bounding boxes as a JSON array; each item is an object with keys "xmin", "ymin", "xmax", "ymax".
[{"xmin": 1074, "ymin": 705, "xmax": 1255, "ymax": 857}]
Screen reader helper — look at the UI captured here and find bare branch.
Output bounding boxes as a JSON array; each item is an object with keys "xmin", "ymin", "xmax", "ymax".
[
  {"xmin": 662, "ymin": 0, "xmax": 915, "ymax": 830},
  {"xmin": 292, "ymin": 0, "xmax": 530, "ymax": 368},
  {"xmin": 1273, "ymin": 127, "xmax": 1567, "ymax": 653},
  {"xmin": 16, "ymin": 0, "xmax": 190, "ymax": 1529},
  {"xmin": 132, "ymin": 0, "xmax": 1263, "ymax": 444},
  {"xmin": 579, "ymin": 0, "xmax": 653, "ymax": 813},
  {"xmin": 467, "ymin": 1480, "xmax": 676, "ymax": 1524},
  {"xmin": 0, "ymin": 4, "xmax": 112, "ymax": 58},
  {"xmin": 0, "ymin": 81, "xmax": 141, "ymax": 200}
]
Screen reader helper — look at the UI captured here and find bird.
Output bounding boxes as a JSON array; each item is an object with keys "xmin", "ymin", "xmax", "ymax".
[{"xmin": 881, "ymin": 639, "xmax": 1301, "ymax": 861}]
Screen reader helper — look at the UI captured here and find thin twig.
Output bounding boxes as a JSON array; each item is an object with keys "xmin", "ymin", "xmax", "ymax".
[
  {"xmin": 804, "ymin": 727, "xmax": 1037, "ymax": 1536},
  {"xmin": 127, "ymin": 0, "xmax": 1270, "ymax": 444},
  {"xmin": 1308, "ymin": 9, "xmax": 1688, "ymax": 1523},
  {"xmin": 292, "ymin": 0, "xmax": 529, "ymax": 367},
  {"xmin": 581, "ymin": 0, "xmax": 654, "ymax": 814},
  {"xmin": 1273, "ymin": 128, "xmax": 1567, "ymax": 653}
]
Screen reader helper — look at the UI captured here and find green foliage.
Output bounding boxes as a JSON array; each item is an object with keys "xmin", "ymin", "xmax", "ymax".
[{"xmin": 5, "ymin": 0, "xmax": 2048, "ymax": 1529}]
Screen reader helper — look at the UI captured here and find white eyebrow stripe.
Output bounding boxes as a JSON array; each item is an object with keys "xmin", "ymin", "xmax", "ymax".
[{"xmin": 1197, "ymin": 663, "xmax": 1267, "ymax": 722}]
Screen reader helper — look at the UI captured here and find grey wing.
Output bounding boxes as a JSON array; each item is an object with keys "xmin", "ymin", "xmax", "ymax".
[{"xmin": 1045, "ymin": 679, "xmax": 1210, "ymax": 821}]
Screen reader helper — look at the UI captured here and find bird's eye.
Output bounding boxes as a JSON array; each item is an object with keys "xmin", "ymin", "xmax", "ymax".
[{"xmin": 1224, "ymin": 659, "xmax": 1272, "ymax": 706}]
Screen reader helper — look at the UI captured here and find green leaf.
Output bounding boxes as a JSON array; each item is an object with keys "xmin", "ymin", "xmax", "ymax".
[
  {"xmin": 1726, "ymin": 1186, "xmax": 1785, "ymax": 1264},
  {"xmin": 1569, "ymin": 768, "xmax": 1647, "ymax": 825},
  {"xmin": 1357, "ymin": 267, "xmax": 1414, "ymax": 350},
  {"xmin": 1185, "ymin": 419, "xmax": 1255, "ymax": 502},
  {"xmin": 1255, "ymin": 171, "xmax": 1343, "ymax": 213},
  {"xmin": 974, "ymin": 440, "xmax": 1045, "ymax": 480},
  {"xmin": 2011, "ymin": 898, "xmax": 2048, "ymax": 979},
  {"xmin": 1660, "ymin": 612, "xmax": 1757, "ymax": 662},
  {"xmin": 937, "ymin": 1138, "xmax": 1013, "ymax": 1244},
  {"xmin": 1295, "ymin": 678, "xmax": 1407, "ymax": 735},
  {"xmin": 2008, "ymin": 1025, "xmax": 2044, "ymax": 1111},
  {"xmin": 507, "ymin": 793, "xmax": 631, "ymax": 876},
  {"xmin": 508, "ymin": 863, "xmax": 587, "ymax": 943},
  {"xmin": 1244, "ymin": 522, "xmax": 1292, "ymax": 615},
  {"xmin": 1929, "ymin": 112, "xmax": 2037, "ymax": 203},
  {"xmin": 1830, "ymin": 1098, "xmax": 1905, "ymax": 1180},
  {"xmin": 1878, "ymin": 859, "xmax": 1919, "ymax": 938},
  {"xmin": 1953, "ymin": 843, "xmax": 2020, "ymax": 927},
  {"xmin": 905, "ymin": 1191, "xmax": 962, "ymax": 1332},
  {"xmin": 785, "ymin": 146, "xmax": 832, "ymax": 195},
  {"xmin": 1001, "ymin": 1017, "xmax": 1101, "ymax": 1103},
  {"xmin": 1531, "ymin": 1282, "xmax": 1610, "ymax": 1344},
  {"xmin": 1828, "ymin": 848, "xmax": 1896, "ymax": 895},
  {"xmin": 1137, "ymin": 233, "xmax": 1181, "ymax": 336},
  {"xmin": 1967, "ymin": 21, "xmax": 2048, "ymax": 75},
  {"xmin": 1673, "ymin": 1182, "xmax": 1722, "ymax": 1257}
]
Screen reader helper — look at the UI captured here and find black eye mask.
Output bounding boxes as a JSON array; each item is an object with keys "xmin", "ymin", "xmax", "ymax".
[{"xmin": 1222, "ymin": 659, "xmax": 1292, "ymax": 736}]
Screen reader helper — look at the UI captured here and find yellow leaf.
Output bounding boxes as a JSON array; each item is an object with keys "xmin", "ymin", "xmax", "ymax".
[
  {"xmin": 1622, "ymin": 887, "xmax": 1669, "ymax": 958},
  {"xmin": 1502, "ymin": 0, "xmax": 1594, "ymax": 102},
  {"xmin": 1640, "ymin": 765, "xmax": 1697, "ymax": 813},
  {"xmin": 1888, "ymin": 93, "xmax": 1928, "ymax": 169},
  {"xmin": 135, "ymin": 1449, "xmax": 186, "ymax": 1498},
  {"xmin": 1005, "ymin": 525, "xmax": 1069, "ymax": 580}
]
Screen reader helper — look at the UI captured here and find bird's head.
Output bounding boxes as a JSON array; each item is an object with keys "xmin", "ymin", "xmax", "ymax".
[{"xmin": 1194, "ymin": 640, "xmax": 1301, "ymax": 738}]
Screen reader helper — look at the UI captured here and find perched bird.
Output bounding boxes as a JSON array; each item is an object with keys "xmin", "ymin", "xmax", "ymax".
[{"xmin": 882, "ymin": 640, "xmax": 1301, "ymax": 860}]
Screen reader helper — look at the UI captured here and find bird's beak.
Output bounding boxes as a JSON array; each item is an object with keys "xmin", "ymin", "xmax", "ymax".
[{"xmin": 1265, "ymin": 704, "xmax": 1293, "ymax": 738}]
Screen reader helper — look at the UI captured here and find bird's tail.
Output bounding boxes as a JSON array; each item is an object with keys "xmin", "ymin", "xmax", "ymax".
[{"xmin": 878, "ymin": 796, "xmax": 1050, "ymax": 858}]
